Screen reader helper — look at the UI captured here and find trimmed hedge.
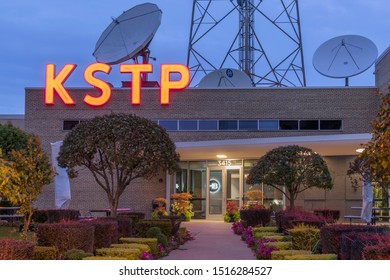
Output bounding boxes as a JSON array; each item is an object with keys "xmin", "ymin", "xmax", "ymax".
[
  {"xmin": 120, "ymin": 237, "xmax": 158, "ymax": 255},
  {"xmin": 253, "ymin": 227, "xmax": 278, "ymax": 234},
  {"xmin": 37, "ymin": 221, "xmax": 94, "ymax": 259},
  {"xmin": 363, "ymin": 244, "xmax": 390, "ymax": 260},
  {"xmin": 288, "ymin": 224, "xmax": 320, "ymax": 251},
  {"xmin": 83, "ymin": 256, "xmax": 127, "ymax": 260},
  {"xmin": 264, "ymin": 241, "xmax": 292, "ymax": 250},
  {"xmin": 33, "ymin": 246, "xmax": 57, "ymax": 260},
  {"xmin": 135, "ymin": 219, "xmax": 172, "ymax": 238},
  {"xmin": 82, "ymin": 218, "xmax": 118, "ymax": 250},
  {"xmin": 313, "ymin": 209, "xmax": 340, "ymax": 221},
  {"xmin": 160, "ymin": 215, "xmax": 182, "ymax": 236},
  {"xmin": 271, "ymin": 250, "xmax": 311, "ymax": 260},
  {"xmin": 340, "ymin": 232, "xmax": 390, "ymax": 260},
  {"xmin": 254, "ymin": 233, "xmax": 291, "ymax": 242},
  {"xmin": 33, "ymin": 209, "xmax": 80, "ymax": 223},
  {"xmin": 253, "ymin": 232, "xmax": 284, "ymax": 240},
  {"xmin": 320, "ymin": 224, "xmax": 389, "ymax": 257},
  {"xmin": 100, "ymin": 217, "xmax": 132, "ymax": 238},
  {"xmin": 0, "ymin": 239, "xmax": 35, "ymax": 260},
  {"xmin": 240, "ymin": 209, "xmax": 272, "ymax": 227},
  {"xmin": 110, "ymin": 243, "xmax": 151, "ymax": 253},
  {"xmin": 65, "ymin": 249, "xmax": 94, "ymax": 260},
  {"xmin": 95, "ymin": 248, "xmax": 140, "ymax": 260},
  {"xmin": 285, "ymin": 254, "xmax": 337, "ymax": 260},
  {"xmin": 275, "ymin": 210, "xmax": 326, "ymax": 233}
]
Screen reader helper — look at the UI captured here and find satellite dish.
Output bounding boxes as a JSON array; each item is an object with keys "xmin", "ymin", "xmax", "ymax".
[
  {"xmin": 93, "ymin": 3, "xmax": 162, "ymax": 65},
  {"xmin": 198, "ymin": 68, "xmax": 253, "ymax": 88},
  {"xmin": 313, "ymin": 35, "xmax": 378, "ymax": 86}
]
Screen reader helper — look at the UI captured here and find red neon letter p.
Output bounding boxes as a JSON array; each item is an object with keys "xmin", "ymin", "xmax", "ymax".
[{"xmin": 160, "ymin": 64, "xmax": 190, "ymax": 105}]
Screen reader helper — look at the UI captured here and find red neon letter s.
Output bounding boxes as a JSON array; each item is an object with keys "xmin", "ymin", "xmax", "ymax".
[
  {"xmin": 120, "ymin": 64, "xmax": 153, "ymax": 105},
  {"xmin": 160, "ymin": 64, "xmax": 190, "ymax": 105},
  {"xmin": 83, "ymin": 63, "xmax": 112, "ymax": 107},
  {"xmin": 45, "ymin": 64, "xmax": 76, "ymax": 105}
]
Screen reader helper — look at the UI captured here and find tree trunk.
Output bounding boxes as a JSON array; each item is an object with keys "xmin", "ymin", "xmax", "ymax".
[{"xmin": 288, "ymin": 189, "xmax": 295, "ymax": 211}]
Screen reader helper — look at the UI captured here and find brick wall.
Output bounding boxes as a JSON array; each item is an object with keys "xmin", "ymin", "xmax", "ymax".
[{"xmin": 24, "ymin": 86, "xmax": 379, "ymax": 217}]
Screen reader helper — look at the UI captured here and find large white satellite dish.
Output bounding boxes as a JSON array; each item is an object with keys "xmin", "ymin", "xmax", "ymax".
[
  {"xmin": 198, "ymin": 68, "xmax": 253, "ymax": 88},
  {"xmin": 93, "ymin": 3, "xmax": 162, "ymax": 65},
  {"xmin": 313, "ymin": 35, "xmax": 378, "ymax": 86}
]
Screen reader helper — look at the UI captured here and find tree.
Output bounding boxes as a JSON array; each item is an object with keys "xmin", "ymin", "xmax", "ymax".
[
  {"xmin": 246, "ymin": 145, "xmax": 333, "ymax": 210},
  {"xmin": 348, "ymin": 88, "xmax": 390, "ymax": 200},
  {"xmin": 0, "ymin": 124, "xmax": 28, "ymax": 158},
  {"xmin": 0, "ymin": 136, "xmax": 54, "ymax": 239},
  {"xmin": 57, "ymin": 113, "xmax": 179, "ymax": 217}
]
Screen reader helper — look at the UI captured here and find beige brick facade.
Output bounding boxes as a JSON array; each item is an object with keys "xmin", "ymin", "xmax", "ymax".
[{"xmin": 24, "ymin": 86, "xmax": 380, "ymax": 218}]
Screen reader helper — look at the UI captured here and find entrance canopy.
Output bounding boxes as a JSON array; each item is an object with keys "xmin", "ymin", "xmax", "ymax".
[{"xmin": 176, "ymin": 133, "xmax": 371, "ymax": 160}]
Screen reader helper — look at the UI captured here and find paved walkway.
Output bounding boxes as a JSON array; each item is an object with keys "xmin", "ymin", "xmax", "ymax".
[{"xmin": 162, "ymin": 220, "xmax": 256, "ymax": 260}]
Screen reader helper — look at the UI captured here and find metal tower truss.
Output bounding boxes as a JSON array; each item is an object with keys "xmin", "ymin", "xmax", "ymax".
[{"xmin": 187, "ymin": 0, "xmax": 306, "ymax": 87}]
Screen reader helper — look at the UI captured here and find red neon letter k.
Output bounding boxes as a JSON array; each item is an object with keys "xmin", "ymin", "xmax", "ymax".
[{"xmin": 45, "ymin": 64, "xmax": 76, "ymax": 105}]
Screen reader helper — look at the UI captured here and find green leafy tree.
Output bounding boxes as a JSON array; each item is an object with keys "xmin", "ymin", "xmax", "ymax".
[
  {"xmin": 348, "ymin": 88, "xmax": 389, "ymax": 199},
  {"xmin": 246, "ymin": 145, "xmax": 333, "ymax": 210},
  {"xmin": 0, "ymin": 124, "xmax": 28, "ymax": 158},
  {"xmin": 57, "ymin": 113, "xmax": 179, "ymax": 217},
  {"xmin": 0, "ymin": 136, "xmax": 54, "ymax": 239}
]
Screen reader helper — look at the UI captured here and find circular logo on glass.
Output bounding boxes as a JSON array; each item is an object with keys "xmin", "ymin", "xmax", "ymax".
[
  {"xmin": 225, "ymin": 68, "xmax": 233, "ymax": 78},
  {"xmin": 209, "ymin": 178, "xmax": 221, "ymax": 193}
]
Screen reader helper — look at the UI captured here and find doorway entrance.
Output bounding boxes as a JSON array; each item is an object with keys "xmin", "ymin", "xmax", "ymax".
[{"xmin": 207, "ymin": 166, "xmax": 242, "ymax": 219}]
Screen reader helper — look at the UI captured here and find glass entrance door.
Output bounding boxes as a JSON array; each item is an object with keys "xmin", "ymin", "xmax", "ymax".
[{"xmin": 207, "ymin": 166, "xmax": 242, "ymax": 219}]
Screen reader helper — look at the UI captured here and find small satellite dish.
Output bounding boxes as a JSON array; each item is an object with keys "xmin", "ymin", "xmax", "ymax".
[
  {"xmin": 198, "ymin": 68, "xmax": 253, "ymax": 88},
  {"xmin": 313, "ymin": 35, "xmax": 378, "ymax": 86},
  {"xmin": 93, "ymin": 3, "xmax": 162, "ymax": 65}
]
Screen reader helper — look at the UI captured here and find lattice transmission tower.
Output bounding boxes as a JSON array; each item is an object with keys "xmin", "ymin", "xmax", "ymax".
[{"xmin": 187, "ymin": 0, "xmax": 306, "ymax": 87}]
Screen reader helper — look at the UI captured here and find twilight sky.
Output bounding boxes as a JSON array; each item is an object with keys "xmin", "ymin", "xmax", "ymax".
[{"xmin": 0, "ymin": 0, "xmax": 389, "ymax": 114}]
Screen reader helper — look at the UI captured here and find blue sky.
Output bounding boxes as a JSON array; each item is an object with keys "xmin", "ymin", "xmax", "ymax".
[{"xmin": 0, "ymin": 0, "xmax": 389, "ymax": 114}]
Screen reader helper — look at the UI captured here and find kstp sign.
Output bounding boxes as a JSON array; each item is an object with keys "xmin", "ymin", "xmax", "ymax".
[{"xmin": 45, "ymin": 63, "xmax": 190, "ymax": 106}]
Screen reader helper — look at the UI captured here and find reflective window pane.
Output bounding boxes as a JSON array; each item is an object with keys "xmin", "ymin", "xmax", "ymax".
[
  {"xmin": 199, "ymin": 120, "xmax": 218, "ymax": 130},
  {"xmin": 219, "ymin": 120, "xmax": 237, "ymax": 130},
  {"xmin": 239, "ymin": 120, "xmax": 258, "ymax": 130},
  {"xmin": 259, "ymin": 120, "xmax": 278, "ymax": 131},
  {"xmin": 159, "ymin": 120, "xmax": 178, "ymax": 131},
  {"xmin": 179, "ymin": 120, "xmax": 198, "ymax": 130},
  {"xmin": 279, "ymin": 120, "xmax": 298, "ymax": 130}
]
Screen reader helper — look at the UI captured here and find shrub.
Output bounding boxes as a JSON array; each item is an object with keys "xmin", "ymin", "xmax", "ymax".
[
  {"xmin": 275, "ymin": 210, "xmax": 325, "ymax": 233},
  {"xmin": 156, "ymin": 233, "xmax": 168, "ymax": 248},
  {"xmin": 95, "ymin": 248, "xmax": 140, "ymax": 260},
  {"xmin": 285, "ymin": 254, "xmax": 337, "ymax": 260},
  {"xmin": 64, "ymin": 249, "xmax": 93, "ymax": 260},
  {"xmin": 83, "ymin": 256, "xmax": 127, "ymax": 260},
  {"xmin": 255, "ymin": 234, "xmax": 292, "ymax": 242},
  {"xmin": 120, "ymin": 237, "xmax": 158, "ymax": 255},
  {"xmin": 253, "ymin": 227, "xmax": 278, "ymax": 234},
  {"xmin": 254, "ymin": 240, "xmax": 277, "ymax": 260},
  {"xmin": 320, "ymin": 224, "xmax": 389, "ymax": 257},
  {"xmin": 111, "ymin": 243, "xmax": 151, "ymax": 253},
  {"xmin": 145, "ymin": 227, "xmax": 162, "ymax": 237},
  {"xmin": 340, "ymin": 232, "xmax": 390, "ymax": 260},
  {"xmin": 0, "ymin": 239, "xmax": 35, "ymax": 260},
  {"xmin": 135, "ymin": 219, "xmax": 172, "ymax": 238},
  {"xmin": 271, "ymin": 250, "xmax": 311, "ymax": 260},
  {"xmin": 100, "ymin": 216, "xmax": 132, "ymax": 238},
  {"xmin": 240, "ymin": 209, "xmax": 272, "ymax": 227},
  {"xmin": 288, "ymin": 224, "xmax": 320, "ymax": 251},
  {"xmin": 313, "ymin": 209, "xmax": 340, "ymax": 221},
  {"xmin": 33, "ymin": 246, "xmax": 57, "ymax": 260},
  {"xmin": 160, "ymin": 215, "xmax": 182, "ymax": 236},
  {"xmin": 232, "ymin": 221, "xmax": 245, "ymax": 235},
  {"xmin": 82, "ymin": 218, "xmax": 118, "ymax": 250},
  {"xmin": 37, "ymin": 221, "xmax": 94, "ymax": 259},
  {"xmin": 33, "ymin": 209, "xmax": 80, "ymax": 223},
  {"xmin": 363, "ymin": 244, "xmax": 390, "ymax": 260},
  {"xmin": 264, "ymin": 241, "xmax": 292, "ymax": 250},
  {"xmin": 253, "ymin": 232, "xmax": 284, "ymax": 240}
]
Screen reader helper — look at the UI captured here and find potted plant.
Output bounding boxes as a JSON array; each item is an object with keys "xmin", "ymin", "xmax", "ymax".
[
  {"xmin": 170, "ymin": 193, "xmax": 194, "ymax": 221},
  {"xmin": 224, "ymin": 201, "xmax": 240, "ymax": 222},
  {"xmin": 151, "ymin": 197, "xmax": 168, "ymax": 219}
]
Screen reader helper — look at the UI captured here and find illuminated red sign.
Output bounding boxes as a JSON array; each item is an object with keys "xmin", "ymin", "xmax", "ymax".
[{"xmin": 45, "ymin": 63, "xmax": 190, "ymax": 106}]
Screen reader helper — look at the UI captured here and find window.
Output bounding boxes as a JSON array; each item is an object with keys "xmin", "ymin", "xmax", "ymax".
[
  {"xmin": 300, "ymin": 120, "xmax": 319, "ymax": 130},
  {"xmin": 239, "ymin": 120, "xmax": 258, "ymax": 130},
  {"xmin": 279, "ymin": 120, "xmax": 298, "ymax": 130},
  {"xmin": 199, "ymin": 120, "xmax": 218, "ymax": 130},
  {"xmin": 259, "ymin": 120, "xmax": 278, "ymax": 131},
  {"xmin": 320, "ymin": 120, "xmax": 342, "ymax": 130},
  {"xmin": 63, "ymin": 120, "xmax": 80, "ymax": 131},
  {"xmin": 159, "ymin": 120, "xmax": 178, "ymax": 131},
  {"xmin": 219, "ymin": 120, "xmax": 237, "ymax": 130},
  {"xmin": 179, "ymin": 120, "xmax": 198, "ymax": 130}
]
